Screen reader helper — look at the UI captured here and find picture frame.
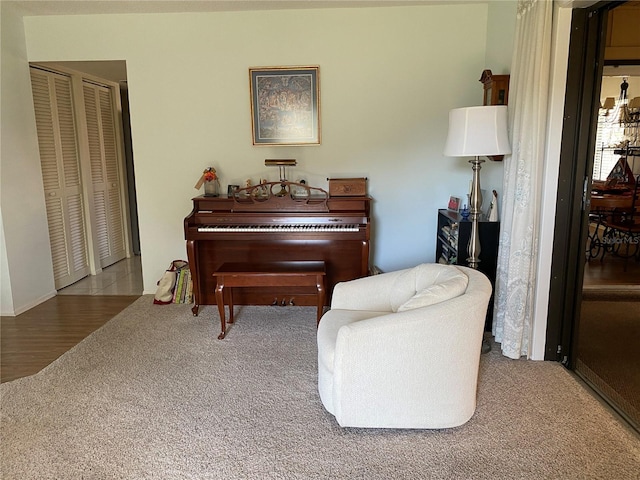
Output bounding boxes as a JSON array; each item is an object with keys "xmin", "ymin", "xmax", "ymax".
[
  {"xmin": 249, "ymin": 66, "xmax": 320, "ymax": 146},
  {"xmin": 447, "ymin": 196, "xmax": 461, "ymax": 212},
  {"xmin": 227, "ymin": 185, "xmax": 240, "ymax": 197}
]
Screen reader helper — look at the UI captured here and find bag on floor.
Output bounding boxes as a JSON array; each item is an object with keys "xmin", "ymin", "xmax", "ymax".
[{"xmin": 153, "ymin": 260, "xmax": 188, "ymax": 305}]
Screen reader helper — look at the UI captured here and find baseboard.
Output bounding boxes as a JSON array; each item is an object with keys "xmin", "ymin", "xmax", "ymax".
[{"xmin": 1, "ymin": 290, "xmax": 57, "ymax": 316}]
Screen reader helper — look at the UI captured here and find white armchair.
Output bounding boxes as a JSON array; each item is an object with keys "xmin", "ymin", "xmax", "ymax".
[{"xmin": 317, "ymin": 263, "xmax": 492, "ymax": 429}]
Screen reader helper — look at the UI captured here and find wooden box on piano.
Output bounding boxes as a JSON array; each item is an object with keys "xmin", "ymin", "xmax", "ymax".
[
  {"xmin": 328, "ymin": 177, "xmax": 367, "ymax": 197},
  {"xmin": 184, "ymin": 184, "xmax": 372, "ymax": 315}
]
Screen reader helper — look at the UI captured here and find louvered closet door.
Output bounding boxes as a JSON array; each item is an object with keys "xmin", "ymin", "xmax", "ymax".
[
  {"xmin": 30, "ymin": 69, "xmax": 90, "ymax": 289},
  {"xmin": 83, "ymin": 81, "xmax": 126, "ymax": 268}
]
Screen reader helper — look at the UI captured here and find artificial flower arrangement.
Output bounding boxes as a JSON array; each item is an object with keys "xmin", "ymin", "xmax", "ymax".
[
  {"xmin": 203, "ymin": 167, "xmax": 218, "ymax": 183},
  {"xmin": 194, "ymin": 167, "xmax": 220, "ymax": 196},
  {"xmin": 194, "ymin": 167, "xmax": 219, "ymax": 187}
]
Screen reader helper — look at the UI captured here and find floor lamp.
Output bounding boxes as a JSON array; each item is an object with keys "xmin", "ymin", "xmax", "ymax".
[
  {"xmin": 444, "ymin": 105, "xmax": 511, "ymax": 268},
  {"xmin": 444, "ymin": 106, "xmax": 511, "ymax": 353}
]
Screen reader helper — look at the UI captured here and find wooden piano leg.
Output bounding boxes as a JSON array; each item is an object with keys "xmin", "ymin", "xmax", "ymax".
[
  {"xmin": 215, "ymin": 282, "xmax": 226, "ymax": 339},
  {"xmin": 191, "ymin": 304, "xmax": 200, "ymax": 316}
]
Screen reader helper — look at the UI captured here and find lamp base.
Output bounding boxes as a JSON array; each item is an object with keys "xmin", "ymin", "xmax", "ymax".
[
  {"xmin": 469, "ymin": 156, "xmax": 491, "ymax": 355},
  {"xmin": 466, "ymin": 156, "xmax": 485, "ymax": 270}
]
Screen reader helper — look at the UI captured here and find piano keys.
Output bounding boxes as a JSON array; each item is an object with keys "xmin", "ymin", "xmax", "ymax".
[
  {"xmin": 184, "ymin": 181, "xmax": 371, "ymax": 316},
  {"xmin": 197, "ymin": 223, "xmax": 361, "ymax": 233}
]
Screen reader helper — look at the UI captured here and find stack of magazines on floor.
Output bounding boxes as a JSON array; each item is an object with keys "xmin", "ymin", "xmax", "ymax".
[{"xmin": 172, "ymin": 266, "xmax": 193, "ymax": 304}]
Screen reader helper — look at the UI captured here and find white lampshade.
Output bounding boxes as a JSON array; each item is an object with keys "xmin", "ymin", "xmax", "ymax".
[
  {"xmin": 444, "ymin": 105, "xmax": 511, "ymax": 157},
  {"xmin": 628, "ymin": 97, "xmax": 640, "ymax": 109}
]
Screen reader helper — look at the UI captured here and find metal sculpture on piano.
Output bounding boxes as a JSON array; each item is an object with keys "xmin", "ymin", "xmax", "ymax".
[{"xmin": 231, "ymin": 180, "xmax": 329, "ymax": 212}]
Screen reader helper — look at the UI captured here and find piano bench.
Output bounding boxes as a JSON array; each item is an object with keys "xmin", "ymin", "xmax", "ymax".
[{"xmin": 212, "ymin": 261, "xmax": 327, "ymax": 339}]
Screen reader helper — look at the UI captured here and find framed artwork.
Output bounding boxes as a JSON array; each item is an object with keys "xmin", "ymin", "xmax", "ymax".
[{"xmin": 249, "ymin": 66, "xmax": 320, "ymax": 145}]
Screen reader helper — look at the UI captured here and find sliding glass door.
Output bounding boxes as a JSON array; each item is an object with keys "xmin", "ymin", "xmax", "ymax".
[{"xmin": 579, "ymin": 64, "xmax": 640, "ymax": 430}]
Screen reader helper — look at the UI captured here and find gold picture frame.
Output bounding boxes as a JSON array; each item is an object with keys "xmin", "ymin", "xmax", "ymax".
[{"xmin": 249, "ymin": 66, "xmax": 320, "ymax": 146}]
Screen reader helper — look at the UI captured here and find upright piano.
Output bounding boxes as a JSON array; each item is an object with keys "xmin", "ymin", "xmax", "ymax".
[{"xmin": 184, "ymin": 181, "xmax": 371, "ymax": 315}]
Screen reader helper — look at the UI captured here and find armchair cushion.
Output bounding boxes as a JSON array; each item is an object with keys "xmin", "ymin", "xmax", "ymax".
[{"xmin": 396, "ymin": 264, "xmax": 468, "ymax": 311}]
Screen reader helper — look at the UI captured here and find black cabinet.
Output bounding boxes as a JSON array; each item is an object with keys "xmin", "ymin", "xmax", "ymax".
[{"xmin": 436, "ymin": 209, "xmax": 500, "ymax": 330}]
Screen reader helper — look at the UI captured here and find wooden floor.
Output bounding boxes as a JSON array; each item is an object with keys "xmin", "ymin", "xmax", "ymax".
[
  {"xmin": 1, "ymin": 295, "xmax": 139, "ymax": 383},
  {"xmin": 583, "ymin": 253, "xmax": 640, "ymax": 288},
  {"xmin": 1, "ymin": 257, "xmax": 142, "ymax": 383}
]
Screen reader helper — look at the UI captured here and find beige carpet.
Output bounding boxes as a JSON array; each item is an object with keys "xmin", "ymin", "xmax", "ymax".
[
  {"xmin": 2, "ymin": 296, "xmax": 639, "ymax": 479},
  {"xmin": 576, "ymin": 298, "xmax": 640, "ymax": 429}
]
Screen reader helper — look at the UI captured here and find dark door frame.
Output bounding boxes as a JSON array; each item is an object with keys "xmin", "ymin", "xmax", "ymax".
[{"xmin": 546, "ymin": 2, "xmax": 619, "ymax": 364}]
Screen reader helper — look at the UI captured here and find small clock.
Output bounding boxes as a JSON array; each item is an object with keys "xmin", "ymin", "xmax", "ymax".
[{"xmin": 480, "ymin": 69, "xmax": 510, "ymax": 106}]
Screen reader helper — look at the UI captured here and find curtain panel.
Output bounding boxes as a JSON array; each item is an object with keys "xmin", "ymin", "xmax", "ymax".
[{"xmin": 493, "ymin": 0, "xmax": 553, "ymax": 359}]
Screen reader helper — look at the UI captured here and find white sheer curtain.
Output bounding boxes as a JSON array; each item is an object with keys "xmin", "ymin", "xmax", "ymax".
[{"xmin": 493, "ymin": 0, "xmax": 553, "ymax": 359}]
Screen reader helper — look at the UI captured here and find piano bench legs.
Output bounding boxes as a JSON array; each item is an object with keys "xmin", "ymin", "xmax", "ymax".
[{"xmin": 212, "ymin": 261, "xmax": 327, "ymax": 339}]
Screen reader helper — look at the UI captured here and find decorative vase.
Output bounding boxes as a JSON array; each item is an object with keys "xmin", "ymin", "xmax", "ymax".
[{"xmin": 204, "ymin": 180, "xmax": 219, "ymax": 197}]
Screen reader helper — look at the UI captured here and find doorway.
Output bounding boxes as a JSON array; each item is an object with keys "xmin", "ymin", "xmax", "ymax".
[
  {"xmin": 580, "ymin": 66, "xmax": 640, "ymax": 430},
  {"xmin": 32, "ymin": 60, "xmax": 142, "ymax": 295},
  {"xmin": 548, "ymin": 1, "xmax": 640, "ymax": 433}
]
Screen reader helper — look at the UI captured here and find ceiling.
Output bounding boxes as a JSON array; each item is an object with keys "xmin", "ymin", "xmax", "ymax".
[
  {"xmin": 36, "ymin": 61, "xmax": 128, "ymax": 83},
  {"xmin": 7, "ymin": 1, "xmax": 608, "ymax": 18},
  {"xmin": 8, "ymin": 0, "xmax": 469, "ymax": 16},
  {"xmin": 604, "ymin": 65, "xmax": 640, "ymax": 77}
]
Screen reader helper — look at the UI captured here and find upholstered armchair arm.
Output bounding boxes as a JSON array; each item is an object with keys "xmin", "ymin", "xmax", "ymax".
[
  {"xmin": 330, "ymin": 269, "xmax": 491, "ymax": 428},
  {"xmin": 330, "ymin": 268, "xmax": 411, "ymax": 311}
]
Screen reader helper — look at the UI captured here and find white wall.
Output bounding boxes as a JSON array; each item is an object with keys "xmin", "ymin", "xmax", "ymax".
[
  {"xmin": 0, "ymin": 3, "xmax": 56, "ymax": 315},
  {"xmin": 22, "ymin": 5, "xmax": 495, "ymax": 296},
  {"xmin": 0, "ymin": 212, "xmax": 13, "ymax": 314},
  {"xmin": 482, "ymin": 0, "xmax": 518, "ymax": 208},
  {"xmin": 600, "ymin": 75, "xmax": 640, "ymax": 100},
  {"xmin": 486, "ymin": 1, "xmax": 517, "ymax": 76}
]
